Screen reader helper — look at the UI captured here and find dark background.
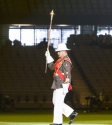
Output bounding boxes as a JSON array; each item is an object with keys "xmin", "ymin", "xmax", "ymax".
[{"xmin": 0, "ymin": 0, "xmax": 112, "ymax": 25}]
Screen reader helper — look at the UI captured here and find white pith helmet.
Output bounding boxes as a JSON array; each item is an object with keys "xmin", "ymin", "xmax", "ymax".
[{"xmin": 55, "ymin": 43, "xmax": 70, "ymax": 52}]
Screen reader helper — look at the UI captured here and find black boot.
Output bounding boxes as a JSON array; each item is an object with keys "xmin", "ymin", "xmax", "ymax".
[{"xmin": 69, "ymin": 112, "xmax": 78, "ymax": 124}]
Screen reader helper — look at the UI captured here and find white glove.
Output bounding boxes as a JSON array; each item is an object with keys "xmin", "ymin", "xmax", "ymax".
[
  {"xmin": 45, "ymin": 50, "xmax": 54, "ymax": 63},
  {"xmin": 62, "ymin": 83, "xmax": 69, "ymax": 95}
]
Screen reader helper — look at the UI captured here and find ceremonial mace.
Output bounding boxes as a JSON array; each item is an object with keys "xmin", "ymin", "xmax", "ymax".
[{"xmin": 45, "ymin": 10, "xmax": 54, "ymax": 73}]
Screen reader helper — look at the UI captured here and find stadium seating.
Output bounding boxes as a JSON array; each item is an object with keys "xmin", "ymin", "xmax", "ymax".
[{"xmin": 0, "ymin": 34, "xmax": 112, "ymax": 109}]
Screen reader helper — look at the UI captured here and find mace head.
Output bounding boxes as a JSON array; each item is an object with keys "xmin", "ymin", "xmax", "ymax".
[{"xmin": 50, "ymin": 10, "xmax": 54, "ymax": 17}]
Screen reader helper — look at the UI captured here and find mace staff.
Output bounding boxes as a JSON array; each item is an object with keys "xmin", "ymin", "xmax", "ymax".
[
  {"xmin": 47, "ymin": 10, "xmax": 54, "ymax": 51},
  {"xmin": 45, "ymin": 10, "xmax": 54, "ymax": 73}
]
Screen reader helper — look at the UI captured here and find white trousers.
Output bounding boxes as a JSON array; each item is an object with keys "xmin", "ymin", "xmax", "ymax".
[{"xmin": 52, "ymin": 84, "xmax": 74, "ymax": 124}]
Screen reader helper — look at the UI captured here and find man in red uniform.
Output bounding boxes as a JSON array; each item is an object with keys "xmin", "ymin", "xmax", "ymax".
[{"xmin": 45, "ymin": 43, "xmax": 78, "ymax": 125}]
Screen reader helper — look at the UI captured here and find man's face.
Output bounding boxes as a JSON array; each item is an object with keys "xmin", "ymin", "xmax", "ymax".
[{"xmin": 57, "ymin": 50, "xmax": 66, "ymax": 58}]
